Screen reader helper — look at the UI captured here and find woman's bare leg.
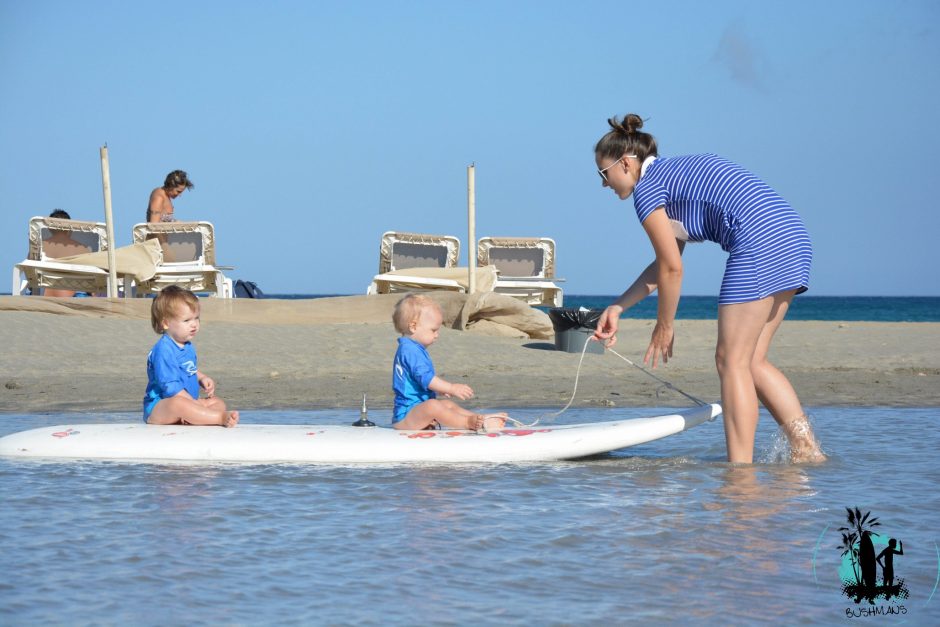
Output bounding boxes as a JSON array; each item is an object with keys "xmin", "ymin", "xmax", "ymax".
[
  {"xmin": 716, "ymin": 296, "xmax": 775, "ymax": 463},
  {"xmin": 750, "ymin": 292, "xmax": 825, "ymax": 462}
]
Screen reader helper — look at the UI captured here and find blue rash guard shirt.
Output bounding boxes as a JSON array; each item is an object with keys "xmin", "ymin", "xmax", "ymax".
[
  {"xmin": 142, "ymin": 333, "xmax": 199, "ymax": 421},
  {"xmin": 392, "ymin": 337, "xmax": 436, "ymax": 424}
]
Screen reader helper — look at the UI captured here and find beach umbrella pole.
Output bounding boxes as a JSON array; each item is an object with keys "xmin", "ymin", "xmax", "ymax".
[
  {"xmin": 99, "ymin": 145, "xmax": 118, "ymax": 297},
  {"xmin": 467, "ymin": 163, "xmax": 476, "ymax": 294}
]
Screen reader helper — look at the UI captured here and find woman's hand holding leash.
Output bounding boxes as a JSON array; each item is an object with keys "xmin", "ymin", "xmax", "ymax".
[{"xmin": 594, "ymin": 304, "xmax": 624, "ymax": 348}]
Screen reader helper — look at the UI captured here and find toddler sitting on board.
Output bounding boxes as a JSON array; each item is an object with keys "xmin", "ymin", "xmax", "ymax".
[
  {"xmin": 391, "ymin": 294, "xmax": 507, "ymax": 431},
  {"xmin": 142, "ymin": 285, "xmax": 239, "ymax": 427}
]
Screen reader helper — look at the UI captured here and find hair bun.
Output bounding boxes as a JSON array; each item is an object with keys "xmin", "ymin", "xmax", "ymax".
[
  {"xmin": 624, "ymin": 113, "xmax": 643, "ymax": 134},
  {"xmin": 596, "ymin": 113, "xmax": 657, "ymax": 161},
  {"xmin": 608, "ymin": 113, "xmax": 644, "ymax": 136}
]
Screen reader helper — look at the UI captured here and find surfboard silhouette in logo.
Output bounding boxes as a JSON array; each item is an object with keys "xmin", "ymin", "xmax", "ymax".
[
  {"xmin": 837, "ymin": 507, "xmax": 908, "ymax": 604},
  {"xmin": 858, "ymin": 529, "xmax": 877, "ymax": 602}
]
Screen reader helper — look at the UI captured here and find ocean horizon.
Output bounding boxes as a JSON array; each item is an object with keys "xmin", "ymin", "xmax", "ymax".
[
  {"xmin": 4, "ymin": 292, "xmax": 936, "ymax": 322},
  {"xmin": 264, "ymin": 294, "xmax": 940, "ymax": 323}
]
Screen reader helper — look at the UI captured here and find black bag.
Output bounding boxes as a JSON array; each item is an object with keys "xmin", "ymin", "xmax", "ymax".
[
  {"xmin": 548, "ymin": 307, "xmax": 603, "ymax": 332},
  {"xmin": 234, "ymin": 280, "xmax": 264, "ymax": 298}
]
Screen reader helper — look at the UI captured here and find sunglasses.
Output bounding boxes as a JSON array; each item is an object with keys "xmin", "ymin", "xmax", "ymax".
[{"xmin": 598, "ymin": 155, "xmax": 637, "ymax": 183}]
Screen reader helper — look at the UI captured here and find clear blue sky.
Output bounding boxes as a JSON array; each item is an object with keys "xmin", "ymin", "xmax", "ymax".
[{"xmin": 2, "ymin": 0, "xmax": 938, "ymax": 296}]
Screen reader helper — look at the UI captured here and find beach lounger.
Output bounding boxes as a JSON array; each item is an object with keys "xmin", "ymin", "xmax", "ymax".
[
  {"xmin": 131, "ymin": 221, "xmax": 233, "ymax": 298},
  {"xmin": 367, "ymin": 231, "xmax": 467, "ymax": 294},
  {"xmin": 11, "ymin": 216, "xmax": 127, "ymax": 297},
  {"xmin": 476, "ymin": 236, "xmax": 564, "ymax": 307}
]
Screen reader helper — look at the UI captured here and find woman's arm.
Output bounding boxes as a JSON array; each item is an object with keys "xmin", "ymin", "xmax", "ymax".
[
  {"xmin": 613, "ymin": 260, "xmax": 659, "ymax": 309},
  {"xmin": 642, "ymin": 208, "xmax": 684, "ymax": 367},
  {"xmin": 595, "ymin": 208, "xmax": 685, "ymax": 351},
  {"xmin": 594, "ymin": 263, "xmax": 657, "ymax": 347}
]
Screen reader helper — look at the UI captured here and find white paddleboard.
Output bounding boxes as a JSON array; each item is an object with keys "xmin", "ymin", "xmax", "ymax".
[{"xmin": 0, "ymin": 404, "xmax": 720, "ymax": 464}]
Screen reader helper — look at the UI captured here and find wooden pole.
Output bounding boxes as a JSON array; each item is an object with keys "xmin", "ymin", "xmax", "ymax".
[
  {"xmin": 467, "ymin": 163, "xmax": 476, "ymax": 294},
  {"xmin": 100, "ymin": 145, "xmax": 118, "ymax": 297}
]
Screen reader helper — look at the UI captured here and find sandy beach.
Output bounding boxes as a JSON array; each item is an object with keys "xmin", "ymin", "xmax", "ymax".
[{"xmin": 1, "ymin": 294, "xmax": 937, "ymax": 415}]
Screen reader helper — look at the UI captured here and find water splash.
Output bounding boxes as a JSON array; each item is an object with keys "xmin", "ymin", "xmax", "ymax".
[{"xmin": 758, "ymin": 412, "xmax": 826, "ymax": 464}]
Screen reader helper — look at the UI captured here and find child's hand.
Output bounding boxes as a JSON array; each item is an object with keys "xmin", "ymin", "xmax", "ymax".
[
  {"xmin": 448, "ymin": 383, "xmax": 474, "ymax": 400},
  {"xmin": 199, "ymin": 375, "xmax": 216, "ymax": 398}
]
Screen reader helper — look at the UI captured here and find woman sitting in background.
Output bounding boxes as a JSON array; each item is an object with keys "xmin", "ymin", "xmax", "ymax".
[{"xmin": 147, "ymin": 170, "xmax": 193, "ymax": 223}]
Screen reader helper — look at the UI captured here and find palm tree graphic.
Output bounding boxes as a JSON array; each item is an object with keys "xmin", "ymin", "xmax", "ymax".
[
  {"xmin": 838, "ymin": 507, "xmax": 881, "ymax": 603},
  {"xmin": 838, "ymin": 529, "xmax": 861, "ymax": 585}
]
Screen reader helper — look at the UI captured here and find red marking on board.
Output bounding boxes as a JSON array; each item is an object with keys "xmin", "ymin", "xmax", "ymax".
[
  {"xmin": 51, "ymin": 428, "xmax": 79, "ymax": 439},
  {"xmin": 403, "ymin": 432, "xmax": 438, "ymax": 439},
  {"xmin": 486, "ymin": 429, "xmax": 553, "ymax": 438},
  {"xmin": 400, "ymin": 428, "xmax": 554, "ymax": 439}
]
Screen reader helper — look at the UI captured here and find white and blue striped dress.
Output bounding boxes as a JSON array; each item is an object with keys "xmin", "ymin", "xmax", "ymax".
[{"xmin": 632, "ymin": 154, "xmax": 812, "ymax": 305}]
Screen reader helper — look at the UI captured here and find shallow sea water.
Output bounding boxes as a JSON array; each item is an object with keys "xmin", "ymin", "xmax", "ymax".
[{"xmin": 1, "ymin": 406, "xmax": 938, "ymax": 626}]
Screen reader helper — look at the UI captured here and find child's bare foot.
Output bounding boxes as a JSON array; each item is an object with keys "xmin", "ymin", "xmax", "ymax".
[
  {"xmin": 481, "ymin": 413, "xmax": 508, "ymax": 432},
  {"xmin": 222, "ymin": 411, "xmax": 239, "ymax": 428},
  {"xmin": 466, "ymin": 413, "xmax": 509, "ymax": 431}
]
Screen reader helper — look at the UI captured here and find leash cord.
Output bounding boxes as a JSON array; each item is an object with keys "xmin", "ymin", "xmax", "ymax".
[
  {"xmin": 604, "ymin": 347, "xmax": 708, "ymax": 407},
  {"xmin": 497, "ymin": 336, "xmax": 707, "ymax": 431},
  {"xmin": 497, "ymin": 335, "xmax": 592, "ymax": 430}
]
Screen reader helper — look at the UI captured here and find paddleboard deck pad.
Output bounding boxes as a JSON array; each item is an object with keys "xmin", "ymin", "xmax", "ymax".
[{"xmin": 0, "ymin": 404, "xmax": 720, "ymax": 464}]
